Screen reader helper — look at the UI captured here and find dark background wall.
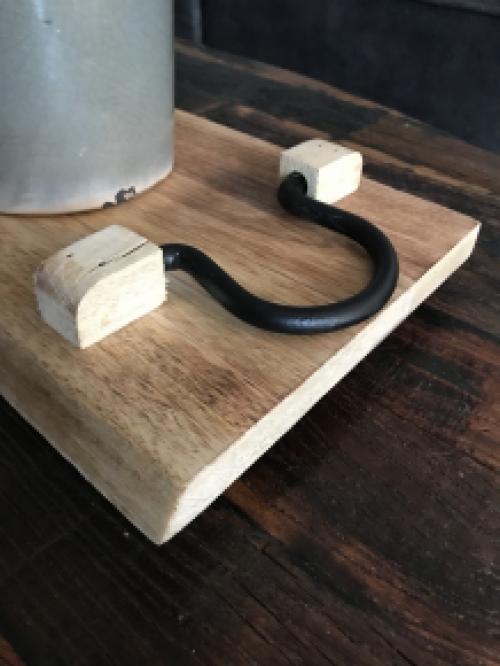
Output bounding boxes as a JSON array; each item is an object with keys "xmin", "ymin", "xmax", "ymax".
[
  {"xmin": 175, "ymin": 0, "xmax": 500, "ymax": 154},
  {"xmin": 175, "ymin": 0, "xmax": 203, "ymax": 42}
]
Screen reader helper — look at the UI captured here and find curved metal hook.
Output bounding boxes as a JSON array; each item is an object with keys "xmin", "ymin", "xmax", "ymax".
[{"xmin": 161, "ymin": 173, "xmax": 399, "ymax": 334}]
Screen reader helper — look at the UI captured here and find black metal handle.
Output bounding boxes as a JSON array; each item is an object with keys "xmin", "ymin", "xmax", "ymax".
[{"xmin": 161, "ymin": 172, "xmax": 399, "ymax": 334}]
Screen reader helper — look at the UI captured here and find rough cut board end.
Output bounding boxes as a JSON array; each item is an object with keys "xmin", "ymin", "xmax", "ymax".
[
  {"xmin": 34, "ymin": 225, "xmax": 166, "ymax": 349},
  {"xmin": 280, "ymin": 139, "xmax": 363, "ymax": 204}
]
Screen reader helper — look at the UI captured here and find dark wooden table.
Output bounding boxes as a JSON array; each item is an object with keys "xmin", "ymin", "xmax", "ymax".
[{"xmin": 1, "ymin": 40, "xmax": 499, "ymax": 666}]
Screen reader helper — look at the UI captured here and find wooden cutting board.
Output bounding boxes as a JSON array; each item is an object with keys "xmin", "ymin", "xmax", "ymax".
[{"xmin": 0, "ymin": 111, "xmax": 480, "ymax": 544}]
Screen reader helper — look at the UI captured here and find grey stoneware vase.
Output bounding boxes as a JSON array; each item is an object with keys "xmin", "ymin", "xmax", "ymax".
[{"xmin": 0, "ymin": 0, "xmax": 174, "ymax": 214}]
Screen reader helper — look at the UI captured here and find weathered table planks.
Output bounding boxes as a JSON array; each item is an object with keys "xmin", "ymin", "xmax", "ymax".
[
  {"xmin": 1, "ymin": 109, "xmax": 479, "ymax": 545},
  {"xmin": 1, "ymin": 40, "xmax": 499, "ymax": 666}
]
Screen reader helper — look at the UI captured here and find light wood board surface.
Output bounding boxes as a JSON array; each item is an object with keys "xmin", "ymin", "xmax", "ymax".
[{"xmin": 0, "ymin": 111, "xmax": 480, "ymax": 544}]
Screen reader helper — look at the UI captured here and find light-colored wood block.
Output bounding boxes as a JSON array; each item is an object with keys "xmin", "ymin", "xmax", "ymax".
[
  {"xmin": 0, "ymin": 111, "xmax": 480, "ymax": 544},
  {"xmin": 34, "ymin": 225, "xmax": 166, "ymax": 349},
  {"xmin": 280, "ymin": 139, "xmax": 363, "ymax": 204}
]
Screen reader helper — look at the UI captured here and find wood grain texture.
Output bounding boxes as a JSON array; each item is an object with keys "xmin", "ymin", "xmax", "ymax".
[
  {"xmin": 0, "ymin": 110, "xmax": 479, "ymax": 545},
  {"xmin": 0, "ymin": 42, "xmax": 498, "ymax": 666},
  {"xmin": 175, "ymin": 40, "xmax": 500, "ymax": 199},
  {"xmin": 34, "ymin": 225, "xmax": 166, "ymax": 349}
]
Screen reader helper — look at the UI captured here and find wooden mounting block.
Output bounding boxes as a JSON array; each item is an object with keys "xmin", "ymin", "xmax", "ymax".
[
  {"xmin": 34, "ymin": 226, "xmax": 166, "ymax": 349},
  {"xmin": 0, "ymin": 111, "xmax": 480, "ymax": 544}
]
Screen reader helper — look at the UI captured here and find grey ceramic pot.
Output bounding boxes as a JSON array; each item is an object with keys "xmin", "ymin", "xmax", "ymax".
[{"xmin": 0, "ymin": 0, "xmax": 174, "ymax": 214}]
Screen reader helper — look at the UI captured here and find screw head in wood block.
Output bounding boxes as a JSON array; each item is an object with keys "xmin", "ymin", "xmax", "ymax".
[
  {"xmin": 280, "ymin": 139, "xmax": 363, "ymax": 204},
  {"xmin": 34, "ymin": 225, "xmax": 166, "ymax": 349}
]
